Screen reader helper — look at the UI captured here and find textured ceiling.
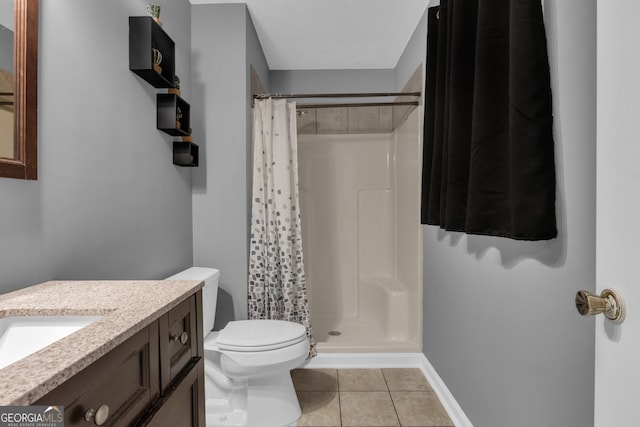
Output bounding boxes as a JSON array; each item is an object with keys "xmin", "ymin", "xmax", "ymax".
[{"xmin": 190, "ymin": 0, "xmax": 431, "ymax": 70}]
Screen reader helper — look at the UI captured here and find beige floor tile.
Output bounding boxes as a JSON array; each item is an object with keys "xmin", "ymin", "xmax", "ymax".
[
  {"xmin": 382, "ymin": 368, "xmax": 432, "ymax": 391},
  {"xmin": 391, "ymin": 391, "xmax": 454, "ymax": 427},
  {"xmin": 338, "ymin": 369, "xmax": 388, "ymax": 391},
  {"xmin": 340, "ymin": 391, "xmax": 400, "ymax": 427},
  {"xmin": 292, "ymin": 369, "xmax": 338, "ymax": 392},
  {"xmin": 296, "ymin": 391, "xmax": 341, "ymax": 427}
]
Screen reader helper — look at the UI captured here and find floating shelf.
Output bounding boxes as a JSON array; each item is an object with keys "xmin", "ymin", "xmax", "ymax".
[
  {"xmin": 157, "ymin": 94, "xmax": 190, "ymax": 136},
  {"xmin": 173, "ymin": 141, "xmax": 199, "ymax": 167},
  {"xmin": 130, "ymin": 16, "xmax": 200, "ymax": 167},
  {"xmin": 129, "ymin": 16, "xmax": 175, "ymax": 88}
]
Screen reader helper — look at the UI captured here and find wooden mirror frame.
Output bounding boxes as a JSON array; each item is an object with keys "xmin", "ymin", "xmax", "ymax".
[{"xmin": 0, "ymin": 0, "xmax": 37, "ymax": 180}]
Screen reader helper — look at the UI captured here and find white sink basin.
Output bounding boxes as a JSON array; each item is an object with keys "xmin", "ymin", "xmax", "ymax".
[{"xmin": 0, "ymin": 316, "xmax": 101, "ymax": 370}]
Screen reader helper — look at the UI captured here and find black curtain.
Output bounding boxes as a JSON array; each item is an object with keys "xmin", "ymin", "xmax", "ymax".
[{"xmin": 421, "ymin": 0, "xmax": 557, "ymax": 241}]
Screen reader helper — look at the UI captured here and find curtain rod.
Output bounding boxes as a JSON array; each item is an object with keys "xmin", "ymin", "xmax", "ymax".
[
  {"xmin": 254, "ymin": 92, "xmax": 421, "ymax": 100},
  {"xmin": 297, "ymin": 101, "xmax": 419, "ymax": 109}
]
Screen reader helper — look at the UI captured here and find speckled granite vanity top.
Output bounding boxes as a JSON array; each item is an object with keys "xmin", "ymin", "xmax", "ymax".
[{"xmin": 0, "ymin": 280, "xmax": 202, "ymax": 405}]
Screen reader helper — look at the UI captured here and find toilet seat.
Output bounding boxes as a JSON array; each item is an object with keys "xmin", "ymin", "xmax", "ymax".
[
  {"xmin": 216, "ymin": 320, "xmax": 307, "ymax": 352},
  {"xmin": 204, "ymin": 320, "xmax": 310, "ymax": 378}
]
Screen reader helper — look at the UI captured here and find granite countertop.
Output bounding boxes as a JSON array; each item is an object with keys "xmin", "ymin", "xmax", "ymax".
[{"xmin": 0, "ymin": 279, "xmax": 203, "ymax": 405}]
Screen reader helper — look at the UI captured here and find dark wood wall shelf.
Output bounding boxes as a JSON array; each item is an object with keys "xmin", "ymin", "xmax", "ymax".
[
  {"xmin": 129, "ymin": 16, "xmax": 175, "ymax": 88},
  {"xmin": 130, "ymin": 16, "xmax": 199, "ymax": 168},
  {"xmin": 157, "ymin": 94, "xmax": 190, "ymax": 136},
  {"xmin": 173, "ymin": 142, "xmax": 199, "ymax": 167}
]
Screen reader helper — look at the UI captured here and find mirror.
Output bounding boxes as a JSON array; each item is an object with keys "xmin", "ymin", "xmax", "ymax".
[
  {"xmin": 0, "ymin": 1, "xmax": 14, "ymax": 159},
  {"xmin": 0, "ymin": 0, "xmax": 37, "ymax": 180}
]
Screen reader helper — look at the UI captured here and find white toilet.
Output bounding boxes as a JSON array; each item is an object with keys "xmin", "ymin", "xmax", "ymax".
[{"xmin": 166, "ymin": 267, "xmax": 309, "ymax": 427}]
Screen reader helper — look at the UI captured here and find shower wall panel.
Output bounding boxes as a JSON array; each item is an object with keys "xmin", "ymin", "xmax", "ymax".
[
  {"xmin": 299, "ymin": 134, "xmax": 392, "ymax": 323},
  {"xmin": 394, "ymin": 108, "xmax": 423, "ymax": 340},
  {"xmin": 298, "ymin": 108, "xmax": 421, "ymax": 352},
  {"xmin": 358, "ymin": 189, "xmax": 394, "ymax": 278}
]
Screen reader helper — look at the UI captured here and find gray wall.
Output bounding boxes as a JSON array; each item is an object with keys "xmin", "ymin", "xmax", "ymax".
[
  {"xmin": 397, "ymin": 1, "xmax": 596, "ymax": 426},
  {"xmin": 394, "ymin": 13, "xmax": 426, "ymax": 97},
  {"xmin": 246, "ymin": 7, "xmax": 270, "ymax": 249},
  {"xmin": 0, "ymin": 0, "xmax": 193, "ymax": 293},
  {"xmin": 270, "ymin": 69, "xmax": 395, "ymax": 95},
  {"xmin": 191, "ymin": 4, "xmax": 269, "ymax": 328}
]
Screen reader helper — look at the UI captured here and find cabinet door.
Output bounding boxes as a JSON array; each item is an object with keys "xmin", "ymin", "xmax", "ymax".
[
  {"xmin": 36, "ymin": 323, "xmax": 160, "ymax": 427},
  {"xmin": 140, "ymin": 359, "xmax": 205, "ymax": 427},
  {"xmin": 159, "ymin": 296, "xmax": 198, "ymax": 390}
]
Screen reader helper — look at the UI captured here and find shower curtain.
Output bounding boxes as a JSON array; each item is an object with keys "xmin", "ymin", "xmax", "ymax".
[
  {"xmin": 421, "ymin": 0, "xmax": 557, "ymax": 240},
  {"xmin": 248, "ymin": 98, "xmax": 316, "ymax": 357}
]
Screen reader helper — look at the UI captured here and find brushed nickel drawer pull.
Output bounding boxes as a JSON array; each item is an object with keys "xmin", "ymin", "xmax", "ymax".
[
  {"xmin": 171, "ymin": 331, "xmax": 189, "ymax": 345},
  {"xmin": 85, "ymin": 404, "xmax": 109, "ymax": 425}
]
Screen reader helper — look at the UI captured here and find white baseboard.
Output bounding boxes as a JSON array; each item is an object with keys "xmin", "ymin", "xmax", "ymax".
[
  {"xmin": 417, "ymin": 354, "xmax": 473, "ymax": 427},
  {"xmin": 301, "ymin": 352, "xmax": 473, "ymax": 427},
  {"xmin": 302, "ymin": 352, "xmax": 424, "ymax": 368}
]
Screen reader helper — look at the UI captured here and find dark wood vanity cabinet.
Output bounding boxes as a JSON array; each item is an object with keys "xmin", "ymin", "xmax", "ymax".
[
  {"xmin": 139, "ymin": 360, "xmax": 204, "ymax": 427},
  {"xmin": 161, "ymin": 295, "xmax": 198, "ymax": 388},
  {"xmin": 35, "ymin": 322, "xmax": 161, "ymax": 426},
  {"xmin": 35, "ymin": 292, "xmax": 204, "ymax": 427}
]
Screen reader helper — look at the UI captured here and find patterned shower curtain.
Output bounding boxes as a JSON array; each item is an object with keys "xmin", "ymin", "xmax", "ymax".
[{"xmin": 248, "ymin": 98, "xmax": 316, "ymax": 358}]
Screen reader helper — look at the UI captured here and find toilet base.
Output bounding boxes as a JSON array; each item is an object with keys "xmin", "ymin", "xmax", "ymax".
[{"xmin": 206, "ymin": 372, "xmax": 301, "ymax": 427}]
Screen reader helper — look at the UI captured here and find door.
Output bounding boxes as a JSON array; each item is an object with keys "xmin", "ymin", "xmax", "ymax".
[{"xmin": 595, "ymin": 1, "xmax": 640, "ymax": 425}]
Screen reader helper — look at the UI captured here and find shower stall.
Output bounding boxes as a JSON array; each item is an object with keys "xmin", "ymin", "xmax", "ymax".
[{"xmin": 294, "ymin": 97, "xmax": 423, "ymax": 353}]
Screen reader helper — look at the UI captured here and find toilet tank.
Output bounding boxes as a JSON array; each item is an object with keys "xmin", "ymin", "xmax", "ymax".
[{"xmin": 166, "ymin": 267, "xmax": 220, "ymax": 338}]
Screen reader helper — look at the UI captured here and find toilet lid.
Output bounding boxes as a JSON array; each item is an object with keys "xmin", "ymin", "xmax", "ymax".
[{"xmin": 216, "ymin": 320, "xmax": 307, "ymax": 352}]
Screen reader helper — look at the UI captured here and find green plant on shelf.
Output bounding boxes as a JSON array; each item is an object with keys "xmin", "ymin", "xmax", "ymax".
[{"xmin": 146, "ymin": 4, "xmax": 161, "ymax": 19}]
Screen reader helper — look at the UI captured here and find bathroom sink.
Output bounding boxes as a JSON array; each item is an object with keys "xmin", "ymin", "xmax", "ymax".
[{"xmin": 0, "ymin": 316, "xmax": 102, "ymax": 370}]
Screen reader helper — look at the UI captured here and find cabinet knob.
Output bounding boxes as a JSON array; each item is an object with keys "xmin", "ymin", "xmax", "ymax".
[
  {"xmin": 85, "ymin": 404, "xmax": 109, "ymax": 426},
  {"xmin": 575, "ymin": 288, "xmax": 625, "ymax": 322},
  {"xmin": 171, "ymin": 331, "xmax": 189, "ymax": 345}
]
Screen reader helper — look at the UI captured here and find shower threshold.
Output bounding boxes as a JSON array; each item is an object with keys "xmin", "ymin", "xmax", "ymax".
[{"xmin": 313, "ymin": 317, "xmax": 420, "ymax": 353}]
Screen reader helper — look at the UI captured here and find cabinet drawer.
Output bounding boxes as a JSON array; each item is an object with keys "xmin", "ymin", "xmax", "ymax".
[
  {"xmin": 160, "ymin": 296, "xmax": 197, "ymax": 390},
  {"xmin": 138, "ymin": 358, "xmax": 205, "ymax": 427},
  {"xmin": 36, "ymin": 323, "xmax": 160, "ymax": 427}
]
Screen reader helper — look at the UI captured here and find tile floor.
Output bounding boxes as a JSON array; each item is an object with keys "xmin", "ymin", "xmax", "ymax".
[{"xmin": 291, "ymin": 368, "xmax": 454, "ymax": 427}]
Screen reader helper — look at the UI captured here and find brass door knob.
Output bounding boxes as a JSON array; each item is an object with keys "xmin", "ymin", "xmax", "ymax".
[{"xmin": 575, "ymin": 289, "xmax": 625, "ymax": 322}]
